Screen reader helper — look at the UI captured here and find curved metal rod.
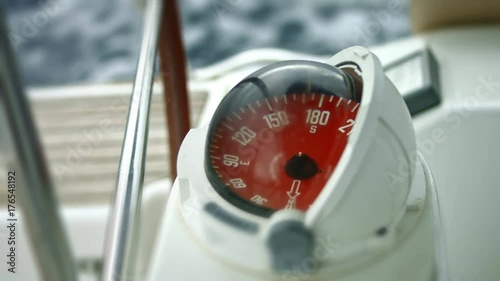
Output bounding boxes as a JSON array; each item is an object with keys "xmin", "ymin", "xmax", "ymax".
[
  {"xmin": 0, "ymin": 7, "xmax": 78, "ymax": 281},
  {"xmin": 101, "ymin": 0, "xmax": 163, "ymax": 280}
]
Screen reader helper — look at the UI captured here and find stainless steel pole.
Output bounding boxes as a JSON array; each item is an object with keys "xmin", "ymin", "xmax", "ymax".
[
  {"xmin": 101, "ymin": 0, "xmax": 163, "ymax": 280},
  {"xmin": 0, "ymin": 6, "xmax": 78, "ymax": 281}
]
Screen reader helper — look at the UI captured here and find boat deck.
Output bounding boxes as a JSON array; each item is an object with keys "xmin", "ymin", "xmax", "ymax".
[{"xmin": 0, "ymin": 81, "xmax": 207, "ymax": 205}]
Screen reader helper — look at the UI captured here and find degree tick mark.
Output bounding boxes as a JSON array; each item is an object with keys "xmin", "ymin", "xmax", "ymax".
[
  {"xmin": 233, "ymin": 112, "xmax": 242, "ymax": 120},
  {"xmin": 336, "ymin": 97, "xmax": 343, "ymax": 107},
  {"xmin": 223, "ymin": 123, "xmax": 234, "ymax": 131},
  {"xmin": 265, "ymin": 99, "xmax": 273, "ymax": 111}
]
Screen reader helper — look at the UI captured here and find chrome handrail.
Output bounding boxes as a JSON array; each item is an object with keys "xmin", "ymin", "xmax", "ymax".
[
  {"xmin": 100, "ymin": 0, "xmax": 163, "ymax": 280},
  {"xmin": 0, "ymin": 6, "xmax": 78, "ymax": 281}
]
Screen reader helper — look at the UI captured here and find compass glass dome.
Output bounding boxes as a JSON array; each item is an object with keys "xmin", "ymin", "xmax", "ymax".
[{"xmin": 205, "ymin": 61, "xmax": 362, "ymax": 217}]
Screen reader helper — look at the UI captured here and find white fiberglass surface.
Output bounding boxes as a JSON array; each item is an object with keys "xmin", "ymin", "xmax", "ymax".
[{"xmin": 414, "ymin": 107, "xmax": 500, "ymax": 281}]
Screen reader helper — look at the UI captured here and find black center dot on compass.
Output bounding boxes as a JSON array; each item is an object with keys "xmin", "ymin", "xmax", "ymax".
[{"xmin": 285, "ymin": 153, "xmax": 319, "ymax": 180}]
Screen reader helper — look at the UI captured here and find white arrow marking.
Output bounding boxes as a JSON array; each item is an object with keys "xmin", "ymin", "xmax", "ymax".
[{"xmin": 287, "ymin": 180, "xmax": 301, "ymax": 199}]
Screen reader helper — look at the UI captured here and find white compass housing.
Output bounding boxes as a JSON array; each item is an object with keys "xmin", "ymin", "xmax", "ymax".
[{"xmin": 147, "ymin": 46, "xmax": 438, "ymax": 281}]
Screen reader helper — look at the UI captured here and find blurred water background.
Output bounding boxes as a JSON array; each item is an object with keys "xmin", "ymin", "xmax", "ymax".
[{"xmin": 4, "ymin": 0, "xmax": 410, "ymax": 87}]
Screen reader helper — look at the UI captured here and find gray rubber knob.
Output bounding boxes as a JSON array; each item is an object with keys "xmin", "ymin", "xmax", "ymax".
[{"xmin": 266, "ymin": 220, "xmax": 315, "ymax": 273}]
